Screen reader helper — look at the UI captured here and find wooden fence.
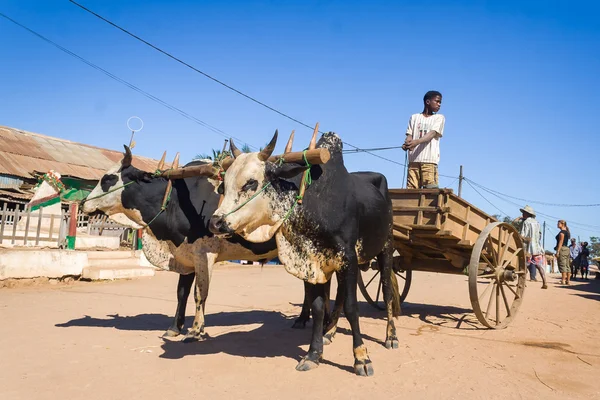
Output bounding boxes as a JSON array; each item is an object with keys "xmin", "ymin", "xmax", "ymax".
[
  {"xmin": 0, "ymin": 203, "xmax": 67, "ymax": 246},
  {"xmin": 0, "ymin": 203, "xmax": 135, "ymax": 248}
]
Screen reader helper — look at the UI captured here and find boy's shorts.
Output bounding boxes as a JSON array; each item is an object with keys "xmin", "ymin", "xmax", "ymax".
[{"xmin": 407, "ymin": 162, "xmax": 438, "ymax": 189}]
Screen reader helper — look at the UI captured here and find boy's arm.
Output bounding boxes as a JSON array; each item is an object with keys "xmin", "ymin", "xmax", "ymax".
[
  {"xmin": 406, "ymin": 130, "xmax": 439, "ymax": 150},
  {"xmin": 406, "ymin": 115, "xmax": 444, "ymax": 150}
]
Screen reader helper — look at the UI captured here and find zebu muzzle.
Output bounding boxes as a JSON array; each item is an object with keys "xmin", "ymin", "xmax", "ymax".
[{"xmin": 209, "ymin": 215, "xmax": 234, "ymax": 237}]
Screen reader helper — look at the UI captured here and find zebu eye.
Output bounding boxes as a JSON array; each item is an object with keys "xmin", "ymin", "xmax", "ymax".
[{"xmin": 242, "ymin": 179, "xmax": 258, "ymax": 192}]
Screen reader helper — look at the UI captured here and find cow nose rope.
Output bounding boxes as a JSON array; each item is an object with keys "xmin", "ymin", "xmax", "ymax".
[
  {"xmin": 81, "ymin": 180, "xmax": 170, "ymax": 228},
  {"xmin": 82, "ymin": 181, "xmax": 136, "ymax": 203}
]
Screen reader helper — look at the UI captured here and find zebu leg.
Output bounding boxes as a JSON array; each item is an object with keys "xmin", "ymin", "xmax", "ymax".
[
  {"xmin": 292, "ymin": 281, "xmax": 312, "ymax": 329},
  {"xmin": 182, "ymin": 253, "xmax": 216, "ymax": 343},
  {"xmin": 295, "ymin": 283, "xmax": 326, "ymax": 372},
  {"xmin": 378, "ymin": 238, "xmax": 401, "ymax": 349},
  {"xmin": 323, "ymin": 272, "xmax": 344, "ymax": 345},
  {"xmin": 342, "ymin": 252, "xmax": 374, "ymax": 376},
  {"xmin": 163, "ymin": 272, "xmax": 195, "ymax": 337}
]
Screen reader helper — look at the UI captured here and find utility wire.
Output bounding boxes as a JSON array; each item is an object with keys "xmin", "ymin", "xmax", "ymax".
[
  {"xmin": 466, "ymin": 178, "xmax": 600, "ymax": 208},
  {"xmin": 68, "ymin": 0, "xmax": 458, "ymax": 174},
  {"xmin": 464, "ymin": 179, "xmax": 509, "ymax": 217},
  {"xmin": 466, "ymin": 178, "xmax": 600, "ymax": 232},
  {"xmin": 0, "ymin": 12, "xmax": 258, "ymax": 150}
]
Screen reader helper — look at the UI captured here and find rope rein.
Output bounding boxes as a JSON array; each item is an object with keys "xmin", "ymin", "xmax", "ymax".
[
  {"xmin": 84, "ymin": 181, "xmax": 136, "ymax": 202},
  {"xmin": 222, "ymin": 150, "xmax": 313, "ymax": 223}
]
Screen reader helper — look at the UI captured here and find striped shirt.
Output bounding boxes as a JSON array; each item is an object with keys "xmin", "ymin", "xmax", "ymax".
[
  {"xmin": 521, "ymin": 218, "xmax": 544, "ymax": 256},
  {"xmin": 406, "ymin": 113, "xmax": 445, "ymax": 164}
]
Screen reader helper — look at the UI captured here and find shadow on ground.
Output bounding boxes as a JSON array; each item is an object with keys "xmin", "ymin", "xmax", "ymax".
[
  {"xmin": 55, "ymin": 309, "xmax": 388, "ymax": 374},
  {"xmin": 565, "ymin": 277, "xmax": 600, "ymax": 301}
]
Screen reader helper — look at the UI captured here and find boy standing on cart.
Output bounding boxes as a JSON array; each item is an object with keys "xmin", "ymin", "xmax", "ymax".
[{"xmin": 403, "ymin": 91, "xmax": 445, "ymax": 189}]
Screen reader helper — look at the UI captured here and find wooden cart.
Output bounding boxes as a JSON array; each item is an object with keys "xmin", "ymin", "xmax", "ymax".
[{"xmin": 358, "ymin": 188, "xmax": 526, "ymax": 329}]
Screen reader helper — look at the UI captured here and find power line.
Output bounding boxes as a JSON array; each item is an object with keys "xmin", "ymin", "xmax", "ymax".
[
  {"xmin": 0, "ymin": 12, "xmax": 258, "ymax": 151},
  {"xmin": 466, "ymin": 179, "xmax": 600, "ymax": 208},
  {"xmin": 69, "ymin": 0, "xmax": 318, "ymax": 131},
  {"xmin": 68, "ymin": 0, "xmax": 450, "ymax": 172},
  {"xmin": 464, "ymin": 179, "xmax": 509, "ymax": 217},
  {"xmin": 466, "ymin": 178, "xmax": 600, "ymax": 232}
]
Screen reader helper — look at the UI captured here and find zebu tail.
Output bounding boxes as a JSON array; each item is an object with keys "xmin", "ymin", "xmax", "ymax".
[{"xmin": 390, "ymin": 267, "xmax": 401, "ymax": 317}]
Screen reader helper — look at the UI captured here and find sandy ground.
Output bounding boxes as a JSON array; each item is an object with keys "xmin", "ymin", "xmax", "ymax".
[{"xmin": 0, "ymin": 264, "xmax": 599, "ymax": 400}]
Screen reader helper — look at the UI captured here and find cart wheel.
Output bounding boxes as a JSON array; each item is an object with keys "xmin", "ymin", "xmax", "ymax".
[
  {"xmin": 469, "ymin": 222, "xmax": 526, "ymax": 329},
  {"xmin": 358, "ymin": 266, "xmax": 412, "ymax": 310}
]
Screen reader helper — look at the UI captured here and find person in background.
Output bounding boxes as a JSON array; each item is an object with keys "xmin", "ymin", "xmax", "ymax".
[
  {"xmin": 568, "ymin": 238, "xmax": 581, "ymax": 278},
  {"xmin": 516, "ymin": 205, "xmax": 548, "ymax": 289},
  {"xmin": 403, "ymin": 91, "xmax": 445, "ymax": 189},
  {"xmin": 579, "ymin": 242, "xmax": 590, "ymax": 279},
  {"xmin": 555, "ymin": 220, "xmax": 571, "ymax": 285}
]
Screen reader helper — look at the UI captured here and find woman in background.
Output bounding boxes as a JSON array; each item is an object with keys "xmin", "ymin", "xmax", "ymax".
[
  {"xmin": 580, "ymin": 242, "xmax": 590, "ymax": 279},
  {"xmin": 555, "ymin": 220, "xmax": 571, "ymax": 285}
]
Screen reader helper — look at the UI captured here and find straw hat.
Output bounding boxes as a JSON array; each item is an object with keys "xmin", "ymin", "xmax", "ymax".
[{"xmin": 519, "ymin": 205, "xmax": 536, "ymax": 217}]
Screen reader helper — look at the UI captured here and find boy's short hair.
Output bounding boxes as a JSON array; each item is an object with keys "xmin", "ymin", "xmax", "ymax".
[{"xmin": 423, "ymin": 90, "xmax": 442, "ymax": 103}]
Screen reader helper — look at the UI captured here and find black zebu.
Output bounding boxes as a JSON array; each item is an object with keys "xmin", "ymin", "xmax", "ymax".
[
  {"xmin": 210, "ymin": 131, "xmax": 400, "ymax": 376},
  {"xmin": 81, "ymin": 146, "xmax": 278, "ymax": 341}
]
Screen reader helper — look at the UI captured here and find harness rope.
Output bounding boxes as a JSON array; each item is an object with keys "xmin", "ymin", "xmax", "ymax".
[
  {"xmin": 83, "ymin": 180, "xmax": 169, "ymax": 229},
  {"xmin": 222, "ymin": 150, "xmax": 313, "ymax": 225}
]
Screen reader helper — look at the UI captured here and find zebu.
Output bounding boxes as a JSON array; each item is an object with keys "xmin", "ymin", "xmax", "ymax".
[
  {"xmin": 210, "ymin": 131, "xmax": 400, "ymax": 376},
  {"xmin": 81, "ymin": 146, "xmax": 277, "ymax": 341}
]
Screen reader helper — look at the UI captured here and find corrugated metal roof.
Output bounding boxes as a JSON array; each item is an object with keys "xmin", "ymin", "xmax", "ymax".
[{"xmin": 0, "ymin": 125, "xmax": 168, "ymax": 180}]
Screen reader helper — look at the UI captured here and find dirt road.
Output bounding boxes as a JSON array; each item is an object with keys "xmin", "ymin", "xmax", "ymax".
[{"xmin": 1, "ymin": 265, "xmax": 598, "ymax": 400}]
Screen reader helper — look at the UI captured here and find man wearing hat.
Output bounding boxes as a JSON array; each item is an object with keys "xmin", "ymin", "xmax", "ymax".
[
  {"xmin": 516, "ymin": 205, "xmax": 548, "ymax": 289},
  {"xmin": 568, "ymin": 238, "xmax": 581, "ymax": 277}
]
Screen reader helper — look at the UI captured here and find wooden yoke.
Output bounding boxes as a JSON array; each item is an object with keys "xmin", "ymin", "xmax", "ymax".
[
  {"xmin": 298, "ymin": 123, "xmax": 319, "ymax": 204},
  {"xmin": 218, "ymin": 139, "xmax": 229, "ymax": 207},
  {"xmin": 219, "ymin": 147, "xmax": 329, "ymax": 170}
]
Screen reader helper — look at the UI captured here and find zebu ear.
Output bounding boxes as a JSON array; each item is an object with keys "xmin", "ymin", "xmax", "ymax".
[
  {"xmin": 122, "ymin": 145, "xmax": 133, "ymax": 168},
  {"xmin": 266, "ymin": 162, "xmax": 309, "ymax": 180}
]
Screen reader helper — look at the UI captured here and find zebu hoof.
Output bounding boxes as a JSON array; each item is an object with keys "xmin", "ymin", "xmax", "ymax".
[
  {"xmin": 323, "ymin": 332, "xmax": 335, "ymax": 346},
  {"xmin": 162, "ymin": 328, "xmax": 181, "ymax": 338},
  {"xmin": 291, "ymin": 318, "xmax": 308, "ymax": 329},
  {"xmin": 295, "ymin": 357, "xmax": 320, "ymax": 372},
  {"xmin": 385, "ymin": 338, "xmax": 399, "ymax": 350},
  {"xmin": 181, "ymin": 330, "xmax": 205, "ymax": 343},
  {"xmin": 353, "ymin": 360, "xmax": 374, "ymax": 377}
]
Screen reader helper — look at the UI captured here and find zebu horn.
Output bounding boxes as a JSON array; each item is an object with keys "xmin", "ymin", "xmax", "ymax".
[
  {"xmin": 298, "ymin": 123, "xmax": 319, "ymax": 205},
  {"xmin": 157, "ymin": 151, "xmax": 167, "ymax": 171},
  {"xmin": 309, "ymin": 122, "xmax": 319, "ymax": 150},
  {"xmin": 161, "ymin": 152, "xmax": 180, "ymax": 207},
  {"xmin": 258, "ymin": 130, "xmax": 278, "ymax": 161},
  {"xmin": 122, "ymin": 145, "xmax": 133, "ymax": 168},
  {"xmin": 172, "ymin": 152, "xmax": 180, "ymax": 170},
  {"xmin": 230, "ymin": 139, "xmax": 242, "ymax": 158},
  {"xmin": 284, "ymin": 130, "xmax": 295, "ymax": 154}
]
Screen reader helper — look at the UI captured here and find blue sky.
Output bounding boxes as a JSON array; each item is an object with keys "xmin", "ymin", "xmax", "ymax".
[{"xmin": 1, "ymin": 0, "xmax": 599, "ymax": 247}]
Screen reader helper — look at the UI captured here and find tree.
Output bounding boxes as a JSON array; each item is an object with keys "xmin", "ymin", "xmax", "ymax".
[
  {"xmin": 492, "ymin": 214, "xmax": 521, "ymax": 231},
  {"xmin": 194, "ymin": 143, "xmax": 252, "ymax": 161},
  {"xmin": 589, "ymin": 236, "xmax": 600, "ymax": 260}
]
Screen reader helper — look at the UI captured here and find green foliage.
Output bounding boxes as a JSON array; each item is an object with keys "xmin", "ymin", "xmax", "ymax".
[
  {"xmin": 589, "ymin": 236, "xmax": 600, "ymax": 259},
  {"xmin": 194, "ymin": 145, "xmax": 250, "ymax": 161}
]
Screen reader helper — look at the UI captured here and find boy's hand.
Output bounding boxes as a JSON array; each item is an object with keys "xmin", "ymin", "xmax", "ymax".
[{"xmin": 406, "ymin": 139, "xmax": 421, "ymax": 150}]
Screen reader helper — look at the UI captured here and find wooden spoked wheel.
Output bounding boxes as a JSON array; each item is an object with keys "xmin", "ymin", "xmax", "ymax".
[
  {"xmin": 469, "ymin": 222, "xmax": 526, "ymax": 329},
  {"xmin": 358, "ymin": 265, "xmax": 412, "ymax": 310}
]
